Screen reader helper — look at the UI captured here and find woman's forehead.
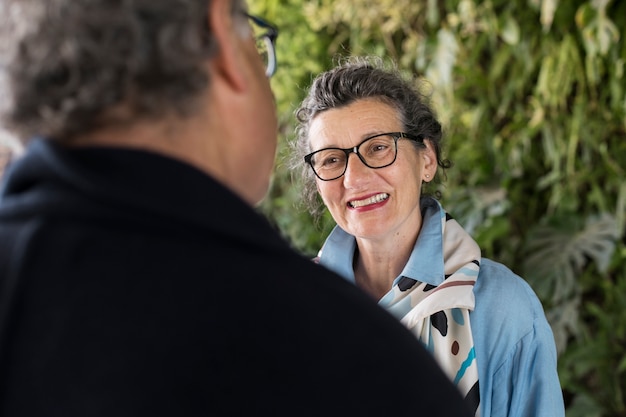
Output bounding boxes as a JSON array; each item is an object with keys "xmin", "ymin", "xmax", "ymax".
[{"xmin": 308, "ymin": 99, "xmax": 402, "ymax": 148}]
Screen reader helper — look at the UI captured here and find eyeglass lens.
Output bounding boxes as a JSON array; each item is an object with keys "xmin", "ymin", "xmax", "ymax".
[
  {"xmin": 256, "ymin": 37, "xmax": 273, "ymax": 76},
  {"xmin": 248, "ymin": 15, "xmax": 276, "ymax": 77}
]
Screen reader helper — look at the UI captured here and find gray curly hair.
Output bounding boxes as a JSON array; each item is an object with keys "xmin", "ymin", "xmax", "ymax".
[
  {"xmin": 0, "ymin": 0, "xmax": 248, "ymax": 142},
  {"xmin": 291, "ymin": 56, "xmax": 450, "ymax": 217}
]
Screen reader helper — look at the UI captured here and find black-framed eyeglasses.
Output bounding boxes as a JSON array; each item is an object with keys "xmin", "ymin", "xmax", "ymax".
[
  {"xmin": 245, "ymin": 13, "xmax": 278, "ymax": 78},
  {"xmin": 304, "ymin": 132, "xmax": 424, "ymax": 181}
]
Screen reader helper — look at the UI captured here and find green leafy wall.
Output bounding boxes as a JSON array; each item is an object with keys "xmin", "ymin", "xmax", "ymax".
[{"xmin": 251, "ymin": 0, "xmax": 626, "ymax": 414}]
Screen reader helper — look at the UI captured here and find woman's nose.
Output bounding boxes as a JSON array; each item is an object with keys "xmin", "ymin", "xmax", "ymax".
[{"xmin": 342, "ymin": 153, "xmax": 370, "ymax": 187}]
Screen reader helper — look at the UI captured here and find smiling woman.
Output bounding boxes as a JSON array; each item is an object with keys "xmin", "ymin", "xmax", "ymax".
[
  {"xmin": 305, "ymin": 98, "xmax": 432, "ymax": 244},
  {"xmin": 290, "ymin": 56, "xmax": 566, "ymax": 417}
]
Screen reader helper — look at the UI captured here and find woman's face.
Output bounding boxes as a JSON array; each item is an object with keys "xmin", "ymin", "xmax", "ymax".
[{"xmin": 308, "ymin": 98, "xmax": 437, "ymax": 242}]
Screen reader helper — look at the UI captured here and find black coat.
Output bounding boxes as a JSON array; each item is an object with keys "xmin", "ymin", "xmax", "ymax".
[{"xmin": 0, "ymin": 139, "xmax": 470, "ymax": 416}]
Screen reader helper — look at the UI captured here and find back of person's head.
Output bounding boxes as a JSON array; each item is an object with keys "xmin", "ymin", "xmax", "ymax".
[
  {"xmin": 292, "ymin": 56, "xmax": 447, "ymax": 214},
  {"xmin": 0, "ymin": 0, "xmax": 248, "ymax": 143}
]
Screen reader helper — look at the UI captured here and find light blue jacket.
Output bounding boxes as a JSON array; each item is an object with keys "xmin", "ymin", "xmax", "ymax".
[{"xmin": 319, "ymin": 197, "xmax": 565, "ymax": 417}]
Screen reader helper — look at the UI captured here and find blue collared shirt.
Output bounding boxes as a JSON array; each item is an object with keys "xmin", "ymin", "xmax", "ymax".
[{"xmin": 319, "ymin": 197, "xmax": 565, "ymax": 417}]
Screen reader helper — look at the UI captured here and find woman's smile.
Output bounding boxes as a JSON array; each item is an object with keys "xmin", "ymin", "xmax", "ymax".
[{"xmin": 348, "ymin": 192, "xmax": 390, "ymax": 209}]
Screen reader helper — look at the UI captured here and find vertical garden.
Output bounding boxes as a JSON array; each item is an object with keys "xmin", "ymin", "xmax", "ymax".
[{"xmin": 250, "ymin": 0, "xmax": 626, "ymax": 414}]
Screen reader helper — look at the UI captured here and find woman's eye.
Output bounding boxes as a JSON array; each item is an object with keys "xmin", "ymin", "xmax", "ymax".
[
  {"xmin": 321, "ymin": 156, "xmax": 342, "ymax": 167},
  {"xmin": 367, "ymin": 142, "xmax": 389, "ymax": 154}
]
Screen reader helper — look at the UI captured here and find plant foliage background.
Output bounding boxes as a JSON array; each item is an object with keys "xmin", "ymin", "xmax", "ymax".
[{"xmin": 250, "ymin": 0, "xmax": 626, "ymax": 414}]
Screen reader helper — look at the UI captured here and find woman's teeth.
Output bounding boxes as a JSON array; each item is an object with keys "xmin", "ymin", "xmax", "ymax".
[{"xmin": 349, "ymin": 193, "xmax": 389, "ymax": 208}]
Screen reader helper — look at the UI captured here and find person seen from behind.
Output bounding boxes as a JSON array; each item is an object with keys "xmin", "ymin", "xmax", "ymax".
[{"xmin": 0, "ymin": 2, "xmax": 472, "ymax": 416}]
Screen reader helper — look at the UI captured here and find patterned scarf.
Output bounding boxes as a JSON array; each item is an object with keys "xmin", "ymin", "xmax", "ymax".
[{"xmin": 380, "ymin": 210, "xmax": 481, "ymax": 416}]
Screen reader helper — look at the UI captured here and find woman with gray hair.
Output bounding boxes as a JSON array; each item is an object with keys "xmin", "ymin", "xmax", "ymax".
[{"xmin": 292, "ymin": 56, "xmax": 565, "ymax": 417}]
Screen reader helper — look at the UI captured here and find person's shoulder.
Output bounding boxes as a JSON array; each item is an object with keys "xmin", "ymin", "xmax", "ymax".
[
  {"xmin": 477, "ymin": 258, "xmax": 541, "ymax": 301},
  {"xmin": 259, "ymin": 248, "xmax": 353, "ymax": 294},
  {"xmin": 474, "ymin": 258, "xmax": 548, "ymax": 327}
]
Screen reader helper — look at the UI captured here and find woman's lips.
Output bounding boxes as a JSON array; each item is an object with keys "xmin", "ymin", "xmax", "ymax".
[{"xmin": 348, "ymin": 193, "xmax": 390, "ymax": 208}]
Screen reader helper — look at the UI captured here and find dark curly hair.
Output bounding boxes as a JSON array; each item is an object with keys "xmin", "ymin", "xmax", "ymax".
[
  {"xmin": 291, "ymin": 56, "xmax": 451, "ymax": 217},
  {"xmin": 0, "ymin": 0, "xmax": 247, "ymax": 142}
]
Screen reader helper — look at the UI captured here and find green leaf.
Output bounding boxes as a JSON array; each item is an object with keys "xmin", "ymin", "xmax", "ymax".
[{"xmin": 500, "ymin": 14, "xmax": 520, "ymax": 45}]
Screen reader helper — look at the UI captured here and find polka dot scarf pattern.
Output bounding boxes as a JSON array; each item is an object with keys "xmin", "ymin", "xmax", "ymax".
[{"xmin": 381, "ymin": 210, "xmax": 481, "ymax": 416}]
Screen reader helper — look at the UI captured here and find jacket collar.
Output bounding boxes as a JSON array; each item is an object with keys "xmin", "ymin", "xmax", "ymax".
[{"xmin": 0, "ymin": 138, "xmax": 285, "ymax": 251}]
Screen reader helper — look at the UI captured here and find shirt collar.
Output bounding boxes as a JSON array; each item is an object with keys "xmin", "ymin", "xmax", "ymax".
[{"xmin": 319, "ymin": 197, "xmax": 446, "ymax": 287}]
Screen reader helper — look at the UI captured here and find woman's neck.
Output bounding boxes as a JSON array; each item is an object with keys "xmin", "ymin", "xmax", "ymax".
[{"xmin": 353, "ymin": 220, "xmax": 422, "ymax": 300}]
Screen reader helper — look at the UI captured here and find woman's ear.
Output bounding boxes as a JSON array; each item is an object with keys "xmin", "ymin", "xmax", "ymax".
[
  {"xmin": 207, "ymin": 0, "xmax": 247, "ymax": 92},
  {"xmin": 422, "ymin": 139, "xmax": 438, "ymax": 181}
]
